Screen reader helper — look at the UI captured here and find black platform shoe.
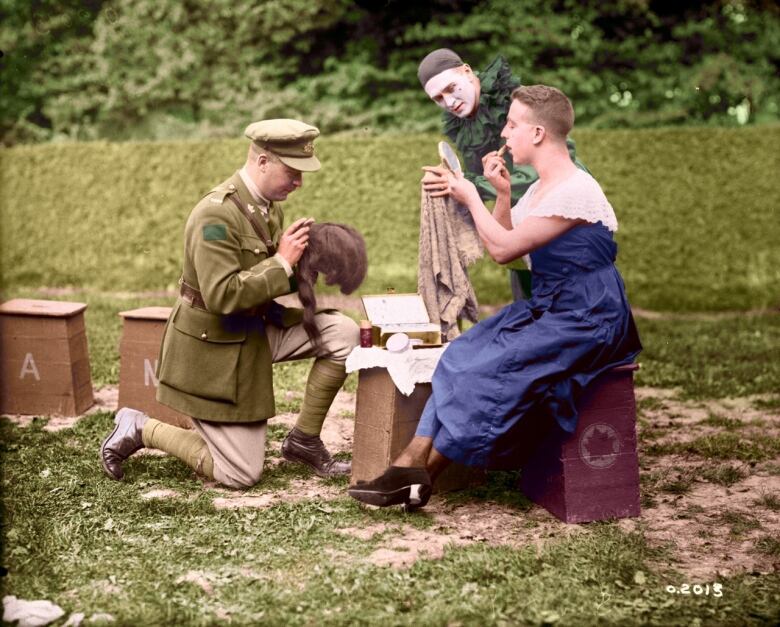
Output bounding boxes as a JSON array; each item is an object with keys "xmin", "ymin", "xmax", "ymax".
[{"xmin": 348, "ymin": 466, "xmax": 432, "ymax": 508}]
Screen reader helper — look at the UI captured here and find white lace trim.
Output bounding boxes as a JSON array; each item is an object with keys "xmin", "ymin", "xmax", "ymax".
[{"xmin": 511, "ymin": 170, "xmax": 618, "ymax": 232}]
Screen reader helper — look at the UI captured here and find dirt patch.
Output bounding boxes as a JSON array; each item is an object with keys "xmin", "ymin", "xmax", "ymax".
[
  {"xmin": 366, "ymin": 527, "xmax": 471, "ymax": 568},
  {"xmin": 636, "ymin": 388, "xmax": 779, "ymax": 445},
  {"xmin": 633, "ymin": 390, "xmax": 780, "ymax": 578},
  {"xmin": 211, "ymin": 479, "xmax": 343, "ymax": 510},
  {"xmin": 621, "ymin": 472, "xmax": 780, "ymax": 579},
  {"xmin": 176, "ymin": 571, "xmax": 214, "ymax": 596},
  {"xmin": 268, "ymin": 391, "xmax": 355, "ymax": 455},
  {"xmin": 141, "ymin": 489, "xmax": 180, "ymax": 500},
  {"xmin": 2, "ymin": 386, "xmax": 118, "ymax": 430},
  {"xmin": 208, "ymin": 386, "xmax": 780, "ymax": 576}
]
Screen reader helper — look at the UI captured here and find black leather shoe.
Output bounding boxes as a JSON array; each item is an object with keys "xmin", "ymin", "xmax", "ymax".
[
  {"xmin": 100, "ymin": 408, "xmax": 148, "ymax": 481},
  {"xmin": 348, "ymin": 466, "xmax": 432, "ymax": 508},
  {"xmin": 281, "ymin": 427, "xmax": 351, "ymax": 477}
]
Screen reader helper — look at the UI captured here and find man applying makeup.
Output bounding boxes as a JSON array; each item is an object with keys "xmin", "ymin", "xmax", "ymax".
[{"xmin": 418, "ymin": 48, "xmax": 588, "ymax": 300}]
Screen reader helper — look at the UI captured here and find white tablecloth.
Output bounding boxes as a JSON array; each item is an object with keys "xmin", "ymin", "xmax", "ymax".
[{"xmin": 345, "ymin": 346, "xmax": 447, "ymax": 396}]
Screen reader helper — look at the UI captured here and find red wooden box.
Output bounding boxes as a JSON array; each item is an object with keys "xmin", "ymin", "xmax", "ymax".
[
  {"xmin": 0, "ymin": 299, "xmax": 94, "ymax": 416},
  {"xmin": 118, "ymin": 307, "xmax": 192, "ymax": 429},
  {"xmin": 520, "ymin": 364, "xmax": 640, "ymax": 523}
]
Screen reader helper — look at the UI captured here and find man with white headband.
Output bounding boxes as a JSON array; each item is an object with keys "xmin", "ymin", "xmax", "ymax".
[{"xmin": 418, "ymin": 48, "xmax": 588, "ymax": 300}]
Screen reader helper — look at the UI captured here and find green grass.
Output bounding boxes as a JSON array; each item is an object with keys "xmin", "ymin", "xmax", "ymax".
[
  {"xmin": 698, "ymin": 463, "xmax": 748, "ymax": 487},
  {"xmin": 646, "ymin": 432, "xmax": 780, "ymax": 462},
  {"xmin": 2, "ymin": 415, "xmax": 779, "ymax": 625},
  {"xmin": 720, "ymin": 511, "xmax": 762, "ymax": 537},
  {"xmin": 753, "ymin": 492, "xmax": 780, "ymax": 511},
  {"xmin": 2, "ymin": 127, "xmax": 780, "ymax": 311},
  {"xmin": 634, "ymin": 314, "xmax": 780, "ymax": 399}
]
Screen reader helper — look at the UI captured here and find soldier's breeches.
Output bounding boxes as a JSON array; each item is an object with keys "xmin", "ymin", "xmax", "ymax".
[
  {"xmin": 295, "ymin": 358, "xmax": 348, "ymax": 436},
  {"xmin": 142, "ymin": 419, "xmax": 215, "ymax": 480}
]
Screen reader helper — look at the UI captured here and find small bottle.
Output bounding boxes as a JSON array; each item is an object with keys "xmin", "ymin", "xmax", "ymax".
[{"xmin": 359, "ymin": 320, "xmax": 373, "ymax": 347}]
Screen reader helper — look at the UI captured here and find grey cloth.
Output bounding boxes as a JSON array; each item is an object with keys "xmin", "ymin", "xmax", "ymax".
[
  {"xmin": 418, "ymin": 188, "xmax": 483, "ymax": 341},
  {"xmin": 418, "ymin": 48, "xmax": 464, "ymax": 87}
]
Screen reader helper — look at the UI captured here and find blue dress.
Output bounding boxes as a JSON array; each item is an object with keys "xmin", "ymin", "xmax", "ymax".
[{"xmin": 416, "ymin": 222, "xmax": 642, "ymax": 469}]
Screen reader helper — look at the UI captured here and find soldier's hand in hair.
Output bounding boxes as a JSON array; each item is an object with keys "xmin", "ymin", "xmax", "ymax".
[
  {"xmin": 278, "ymin": 218, "xmax": 314, "ymax": 266},
  {"xmin": 421, "ymin": 166, "xmax": 451, "ymax": 197}
]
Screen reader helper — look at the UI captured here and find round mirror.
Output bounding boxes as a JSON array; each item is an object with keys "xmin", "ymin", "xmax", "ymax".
[{"xmin": 438, "ymin": 141, "xmax": 462, "ymax": 174}]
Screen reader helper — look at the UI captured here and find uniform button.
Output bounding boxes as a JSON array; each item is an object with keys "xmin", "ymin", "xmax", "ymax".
[
  {"xmin": 228, "ymin": 184, "xmax": 236, "ymax": 190},
  {"xmin": 253, "ymin": 248, "xmax": 261, "ymax": 254},
  {"xmin": 200, "ymin": 331, "xmax": 208, "ymax": 340}
]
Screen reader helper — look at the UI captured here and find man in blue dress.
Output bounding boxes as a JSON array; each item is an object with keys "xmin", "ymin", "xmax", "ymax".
[{"xmin": 350, "ymin": 85, "xmax": 640, "ymax": 510}]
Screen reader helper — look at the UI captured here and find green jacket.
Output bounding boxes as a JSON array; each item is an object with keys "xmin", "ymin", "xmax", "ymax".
[
  {"xmin": 156, "ymin": 171, "xmax": 302, "ymax": 422},
  {"xmin": 442, "ymin": 56, "xmax": 588, "ymax": 205}
]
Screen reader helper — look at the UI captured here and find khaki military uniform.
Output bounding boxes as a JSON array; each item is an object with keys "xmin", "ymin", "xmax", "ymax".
[
  {"xmin": 102, "ymin": 118, "xmax": 358, "ymax": 490},
  {"xmin": 156, "ymin": 171, "xmax": 306, "ymax": 422}
]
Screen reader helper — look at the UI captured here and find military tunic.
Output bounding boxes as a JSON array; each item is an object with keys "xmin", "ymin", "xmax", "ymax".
[{"xmin": 156, "ymin": 171, "xmax": 302, "ymax": 422}]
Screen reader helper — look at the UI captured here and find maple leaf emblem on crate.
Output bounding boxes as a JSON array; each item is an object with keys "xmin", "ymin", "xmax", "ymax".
[{"xmin": 578, "ymin": 423, "xmax": 620, "ymax": 469}]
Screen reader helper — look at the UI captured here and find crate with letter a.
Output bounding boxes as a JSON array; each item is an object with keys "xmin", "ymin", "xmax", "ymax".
[
  {"xmin": 118, "ymin": 307, "xmax": 192, "ymax": 429},
  {"xmin": 0, "ymin": 298, "xmax": 94, "ymax": 416}
]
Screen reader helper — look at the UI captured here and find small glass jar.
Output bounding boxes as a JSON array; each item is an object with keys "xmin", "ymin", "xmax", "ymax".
[{"xmin": 359, "ymin": 320, "xmax": 373, "ymax": 347}]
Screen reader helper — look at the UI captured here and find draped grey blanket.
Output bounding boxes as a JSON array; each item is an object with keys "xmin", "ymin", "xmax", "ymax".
[{"xmin": 417, "ymin": 188, "xmax": 484, "ymax": 341}]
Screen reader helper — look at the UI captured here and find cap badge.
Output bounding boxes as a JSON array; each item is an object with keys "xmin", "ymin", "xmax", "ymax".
[{"xmin": 303, "ymin": 142, "xmax": 314, "ymax": 155}]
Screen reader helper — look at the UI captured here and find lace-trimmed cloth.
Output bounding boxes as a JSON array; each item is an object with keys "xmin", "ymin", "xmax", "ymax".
[
  {"xmin": 510, "ymin": 170, "xmax": 617, "ymax": 269},
  {"xmin": 511, "ymin": 169, "xmax": 618, "ymax": 231}
]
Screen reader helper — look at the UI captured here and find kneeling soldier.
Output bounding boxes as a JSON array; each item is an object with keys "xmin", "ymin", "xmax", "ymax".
[{"xmin": 100, "ymin": 119, "xmax": 359, "ymax": 488}]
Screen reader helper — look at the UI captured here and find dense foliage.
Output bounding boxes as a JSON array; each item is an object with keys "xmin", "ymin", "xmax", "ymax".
[
  {"xmin": 1, "ymin": 126, "xmax": 778, "ymax": 312},
  {"xmin": 1, "ymin": 0, "xmax": 778, "ymax": 144}
]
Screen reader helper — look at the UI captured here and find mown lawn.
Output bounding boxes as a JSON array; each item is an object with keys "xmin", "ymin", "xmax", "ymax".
[{"xmin": 1, "ymin": 129, "xmax": 779, "ymax": 625}]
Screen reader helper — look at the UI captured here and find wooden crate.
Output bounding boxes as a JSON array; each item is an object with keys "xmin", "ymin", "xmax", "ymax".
[
  {"xmin": 118, "ymin": 307, "xmax": 192, "ymax": 429},
  {"xmin": 352, "ymin": 368, "xmax": 482, "ymax": 493},
  {"xmin": 0, "ymin": 299, "xmax": 94, "ymax": 416},
  {"xmin": 520, "ymin": 364, "xmax": 641, "ymax": 523}
]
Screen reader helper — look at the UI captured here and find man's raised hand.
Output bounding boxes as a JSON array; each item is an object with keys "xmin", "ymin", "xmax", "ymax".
[
  {"xmin": 481, "ymin": 151, "xmax": 510, "ymax": 196},
  {"xmin": 278, "ymin": 217, "xmax": 314, "ymax": 266}
]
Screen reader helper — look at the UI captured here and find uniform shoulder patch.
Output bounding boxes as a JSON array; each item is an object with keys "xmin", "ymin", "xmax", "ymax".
[{"xmin": 203, "ymin": 224, "xmax": 228, "ymax": 241}]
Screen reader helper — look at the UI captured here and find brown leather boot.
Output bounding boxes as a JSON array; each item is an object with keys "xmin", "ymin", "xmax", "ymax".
[
  {"xmin": 281, "ymin": 427, "xmax": 351, "ymax": 477},
  {"xmin": 100, "ymin": 408, "xmax": 148, "ymax": 481}
]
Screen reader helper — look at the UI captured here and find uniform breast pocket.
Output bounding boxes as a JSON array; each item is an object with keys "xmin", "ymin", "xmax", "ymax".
[
  {"xmin": 238, "ymin": 235, "xmax": 268, "ymax": 269},
  {"xmin": 158, "ymin": 305, "xmax": 246, "ymax": 403}
]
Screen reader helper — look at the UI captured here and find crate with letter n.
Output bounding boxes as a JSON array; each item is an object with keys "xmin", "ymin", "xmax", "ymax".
[
  {"xmin": 0, "ymin": 298, "xmax": 94, "ymax": 416},
  {"xmin": 520, "ymin": 364, "xmax": 641, "ymax": 523},
  {"xmin": 118, "ymin": 307, "xmax": 192, "ymax": 429}
]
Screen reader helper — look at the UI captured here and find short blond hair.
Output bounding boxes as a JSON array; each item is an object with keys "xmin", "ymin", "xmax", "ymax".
[{"xmin": 511, "ymin": 85, "xmax": 574, "ymax": 139}]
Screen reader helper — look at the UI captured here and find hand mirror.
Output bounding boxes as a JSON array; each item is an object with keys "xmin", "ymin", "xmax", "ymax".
[{"xmin": 438, "ymin": 141, "xmax": 462, "ymax": 174}]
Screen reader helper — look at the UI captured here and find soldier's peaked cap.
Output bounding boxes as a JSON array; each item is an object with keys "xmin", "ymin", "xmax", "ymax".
[{"xmin": 245, "ymin": 118, "xmax": 321, "ymax": 172}]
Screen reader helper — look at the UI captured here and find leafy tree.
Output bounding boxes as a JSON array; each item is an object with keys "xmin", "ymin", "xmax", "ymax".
[{"xmin": 1, "ymin": 0, "xmax": 777, "ymax": 144}]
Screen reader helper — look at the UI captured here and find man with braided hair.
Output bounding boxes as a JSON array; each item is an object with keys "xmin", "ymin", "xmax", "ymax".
[{"xmin": 100, "ymin": 119, "xmax": 360, "ymax": 488}]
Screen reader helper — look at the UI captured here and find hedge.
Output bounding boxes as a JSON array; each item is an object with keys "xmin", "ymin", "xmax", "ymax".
[{"xmin": 1, "ymin": 126, "xmax": 778, "ymax": 312}]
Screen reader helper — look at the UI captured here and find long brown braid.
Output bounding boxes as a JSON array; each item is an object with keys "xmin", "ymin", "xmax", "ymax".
[{"xmin": 295, "ymin": 222, "xmax": 368, "ymax": 345}]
